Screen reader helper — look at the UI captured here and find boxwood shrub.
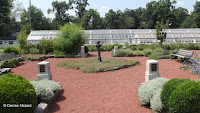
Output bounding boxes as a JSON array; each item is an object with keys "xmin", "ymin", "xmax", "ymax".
[
  {"xmin": 0, "ymin": 73, "xmax": 37, "ymax": 113},
  {"xmin": 161, "ymin": 78, "xmax": 191, "ymax": 110},
  {"xmin": 168, "ymin": 81, "xmax": 200, "ymax": 113},
  {"xmin": 0, "ymin": 60, "xmax": 20, "ymax": 68},
  {"xmin": 3, "ymin": 46, "xmax": 19, "ymax": 54}
]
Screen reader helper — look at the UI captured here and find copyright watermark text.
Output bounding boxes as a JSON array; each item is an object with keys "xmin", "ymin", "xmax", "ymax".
[{"xmin": 3, "ymin": 104, "xmax": 32, "ymax": 108}]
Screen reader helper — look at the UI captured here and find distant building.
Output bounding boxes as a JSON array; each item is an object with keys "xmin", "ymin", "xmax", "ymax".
[
  {"xmin": 27, "ymin": 28, "xmax": 200, "ymax": 45},
  {"xmin": 0, "ymin": 37, "xmax": 18, "ymax": 48}
]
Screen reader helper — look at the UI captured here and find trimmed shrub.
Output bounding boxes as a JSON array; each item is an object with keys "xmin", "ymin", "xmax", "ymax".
[
  {"xmin": 148, "ymin": 54, "xmax": 160, "ymax": 60},
  {"xmin": 0, "ymin": 73, "xmax": 37, "ymax": 113},
  {"xmin": 3, "ymin": 46, "xmax": 19, "ymax": 54},
  {"xmin": 0, "ymin": 60, "xmax": 20, "ymax": 68},
  {"xmin": 112, "ymin": 49, "xmax": 134, "ymax": 57},
  {"xmin": 143, "ymin": 48, "xmax": 152, "ymax": 57},
  {"xmin": 168, "ymin": 81, "xmax": 200, "ymax": 113},
  {"xmin": 138, "ymin": 77, "xmax": 169, "ymax": 105},
  {"xmin": 101, "ymin": 44, "xmax": 112, "ymax": 51},
  {"xmin": 150, "ymin": 88, "xmax": 163, "ymax": 112},
  {"xmin": 161, "ymin": 78, "xmax": 191, "ymax": 110},
  {"xmin": 153, "ymin": 47, "xmax": 164, "ymax": 53},
  {"xmin": 134, "ymin": 50, "xmax": 144, "ymax": 56},
  {"xmin": 29, "ymin": 47, "xmax": 39, "ymax": 54},
  {"xmin": 30, "ymin": 81, "xmax": 54, "ymax": 102},
  {"xmin": 39, "ymin": 79, "xmax": 62, "ymax": 93}
]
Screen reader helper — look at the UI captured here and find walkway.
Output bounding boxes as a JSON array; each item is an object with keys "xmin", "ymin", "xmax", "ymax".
[{"xmin": 12, "ymin": 52, "xmax": 199, "ymax": 113}]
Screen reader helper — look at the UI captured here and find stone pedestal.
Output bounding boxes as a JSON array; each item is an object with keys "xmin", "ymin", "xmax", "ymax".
[
  {"xmin": 145, "ymin": 60, "xmax": 160, "ymax": 82},
  {"xmin": 113, "ymin": 46, "xmax": 118, "ymax": 56},
  {"xmin": 81, "ymin": 46, "xmax": 86, "ymax": 58},
  {"xmin": 37, "ymin": 61, "xmax": 52, "ymax": 80}
]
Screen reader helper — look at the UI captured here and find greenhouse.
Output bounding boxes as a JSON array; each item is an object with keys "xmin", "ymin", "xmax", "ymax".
[{"xmin": 27, "ymin": 28, "xmax": 200, "ymax": 45}]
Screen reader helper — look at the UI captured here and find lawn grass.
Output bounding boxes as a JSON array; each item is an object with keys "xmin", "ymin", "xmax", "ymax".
[
  {"xmin": 22, "ymin": 54, "xmax": 45, "ymax": 59},
  {"xmin": 57, "ymin": 57, "xmax": 140, "ymax": 73}
]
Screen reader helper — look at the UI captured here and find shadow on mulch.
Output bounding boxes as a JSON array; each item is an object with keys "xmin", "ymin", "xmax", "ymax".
[
  {"xmin": 87, "ymin": 53, "xmax": 97, "ymax": 58},
  {"xmin": 49, "ymin": 89, "xmax": 66, "ymax": 113}
]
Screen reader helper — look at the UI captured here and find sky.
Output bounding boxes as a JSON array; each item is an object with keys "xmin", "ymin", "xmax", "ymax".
[{"xmin": 13, "ymin": 0, "xmax": 199, "ymax": 19}]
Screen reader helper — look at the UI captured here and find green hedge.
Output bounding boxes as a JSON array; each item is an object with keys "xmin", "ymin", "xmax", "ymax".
[
  {"xmin": 168, "ymin": 81, "xmax": 200, "ymax": 113},
  {"xmin": 0, "ymin": 73, "xmax": 37, "ymax": 113}
]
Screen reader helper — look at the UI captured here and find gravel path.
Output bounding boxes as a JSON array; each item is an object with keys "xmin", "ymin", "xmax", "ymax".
[{"xmin": 12, "ymin": 52, "xmax": 200, "ymax": 113}]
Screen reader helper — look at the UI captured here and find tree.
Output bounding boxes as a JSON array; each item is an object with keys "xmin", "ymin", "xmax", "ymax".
[
  {"xmin": 139, "ymin": 0, "xmax": 176, "ymax": 29},
  {"xmin": 21, "ymin": 5, "xmax": 51, "ymax": 34},
  {"xmin": 72, "ymin": 0, "xmax": 89, "ymax": 19},
  {"xmin": 54, "ymin": 24, "xmax": 86, "ymax": 54},
  {"xmin": 48, "ymin": 1, "xmax": 73, "ymax": 29},
  {"xmin": 82, "ymin": 9, "xmax": 101, "ymax": 29},
  {"xmin": 17, "ymin": 26, "xmax": 28, "ymax": 50},
  {"xmin": 0, "ymin": 0, "xmax": 14, "ymax": 36},
  {"xmin": 103, "ymin": 9, "xmax": 120, "ymax": 29},
  {"xmin": 155, "ymin": 19, "xmax": 169, "ymax": 45}
]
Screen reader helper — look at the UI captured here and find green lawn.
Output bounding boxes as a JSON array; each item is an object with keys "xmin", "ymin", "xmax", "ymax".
[{"xmin": 57, "ymin": 57, "xmax": 140, "ymax": 73}]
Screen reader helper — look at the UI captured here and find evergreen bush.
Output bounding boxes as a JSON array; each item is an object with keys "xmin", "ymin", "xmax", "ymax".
[
  {"xmin": 143, "ymin": 48, "xmax": 152, "ymax": 57},
  {"xmin": 161, "ymin": 78, "xmax": 191, "ymax": 110},
  {"xmin": 133, "ymin": 50, "xmax": 144, "ymax": 56},
  {"xmin": 29, "ymin": 47, "xmax": 39, "ymax": 54},
  {"xmin": 0, "ymin": 60, "xmax": 20, "ymax": 68},
  {"xmin": 138, "ymin": 77, "xmax": 169, "ymax": 105},
  {"xmin": 168, "ymin": 81, "xmax": 200, "ymax": 113},
  {"xmin": 3, "ymin": 46, "xmax": 19, "ymax": 54},
  {"xmin": 148, "ymin": 54, "xmax": 160, "ymax": 60},
  {"xmin": 0, "ymin": 73, "xmax": 37, "ymax": 113}
]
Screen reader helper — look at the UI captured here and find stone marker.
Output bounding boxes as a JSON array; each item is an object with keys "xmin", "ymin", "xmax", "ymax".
[
  {"xmin": 114, "ymin": 46, "xmax": 118, "ymax": 56},
  {"xmin": 81, "ymin": 46, "xmax": 86, "ymax": 58},
  {"xmin": 37, "ymin": 61, "xmax": 52, "ymax": 80},
  {"xmin": 145, "ymin": 60, "xmax": 160, "ymax": 82}
]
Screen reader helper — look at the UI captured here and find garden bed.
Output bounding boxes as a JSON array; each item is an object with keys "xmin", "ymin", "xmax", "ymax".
[{"xmin": 56, "ymin": 57, "xmax": 140, "ymax": 73}]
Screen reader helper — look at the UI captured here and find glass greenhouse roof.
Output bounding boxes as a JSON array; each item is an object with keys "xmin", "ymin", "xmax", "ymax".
[{"xmin": 27, "ymin": 28, "xmax": 200, "ymax": 44}]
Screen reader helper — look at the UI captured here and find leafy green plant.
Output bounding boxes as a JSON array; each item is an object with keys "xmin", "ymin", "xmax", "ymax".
[
  {"xmin": 148, "ymin": 54, "xmax": 160, "ymax": 60},
  {"xmin": 29, "ymin": 47, "xmax": 39, "ymax": 54},
  {"xmin": 54, "ymin": 24, "xmax": 86, "ymax": 54},
  {"xmin": 134, "ymin": 50, "xmax": 144, "ymax": 56},
  {"xmin": 87, "ymin": 45, "xmax": 97, "ymax": 51},
  {"xmin": 161, "ymin": 78, "xmax": 191, "ymax": 110},
  {"xmin": 153, "ymin": 47, "xmax": 164, "ymax": 53},
  {"xmin": 0, "ymin": 60, "xmax": 20, "ymax": 68},
  {"xmin": 3, "ymin": 46, "xmax": 19, "ymax": 54},
  {"xmin": 168, "ymin": 81, "xmax": 200, "ymax": 113},
  {"xmin": 0, "ymin": 73, "xmax": 37, "ymax": 113},
  {"xmin": 143, "ymin": 48, "xmax": 152, "ymax": 57},
  {"xmin": 137, "ymin": 44, "xmax": 146, "ymax": 50},
  {"xmin": 40, "ymin": 39, "xmax": 54, "ymax": 54}
]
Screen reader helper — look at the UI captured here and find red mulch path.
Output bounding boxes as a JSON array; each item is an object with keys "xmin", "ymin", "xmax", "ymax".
[{"xmin": 12, "ymin": 52, "xmax": 200, "ymax": 113}]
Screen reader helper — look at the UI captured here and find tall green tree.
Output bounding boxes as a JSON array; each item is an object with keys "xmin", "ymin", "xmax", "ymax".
[
  {"xmin": 48, "ymin": 1, "xmax": 73, "ymax": 29},
  {"xmin": 82, "ymin": 9, "xmax": 102, "ymax": 29},
  {"xmin": 72, "ymin": 0, "xmax": 89, "ymax": 19},
  {"xmin": 0, "ymin": 0, "xmax": 14, "ymax": 36},
  {"xmin": 139, "ymin": 0, "xmax": 176, "ymax": 29},
  {"xmin": 21, "ymin": 5, "xmax": 51, "ymax": 34},
  {"xmin": 103, "ymin": 9, "xmax": 120, "ymax": 29}
]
